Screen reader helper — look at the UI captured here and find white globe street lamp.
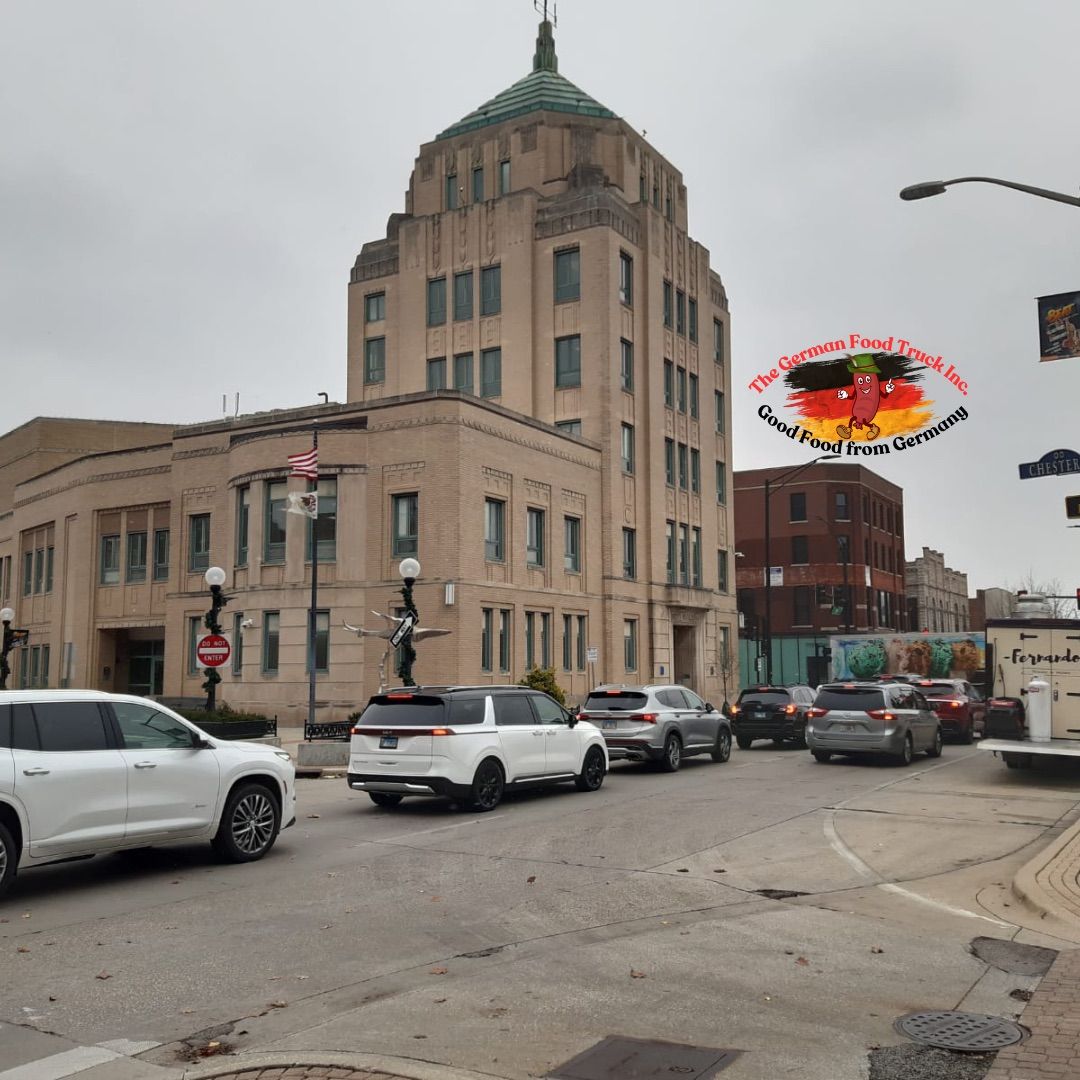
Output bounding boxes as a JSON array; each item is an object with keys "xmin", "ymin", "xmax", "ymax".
[
  {"xmin": 398, "ymin": 558, "xmax": 421, "ymax": 580},
  {"xmin": 396, "ymin": 559, "xmax": 421, "ymax": 686},
  {"xmin": 204, "ymin": 566, "xmax": 226, "ymax": 588}
]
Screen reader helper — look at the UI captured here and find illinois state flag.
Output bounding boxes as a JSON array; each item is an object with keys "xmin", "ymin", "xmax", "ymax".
[{"xmin": 286, "ymin": 492, "xmax": 318, "ymax": 519}]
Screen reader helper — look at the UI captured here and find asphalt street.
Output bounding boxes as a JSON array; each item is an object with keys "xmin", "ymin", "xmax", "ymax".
[{"xmin": 2, "ymin": 743, "xmax": 1079, "ymax": 1080}]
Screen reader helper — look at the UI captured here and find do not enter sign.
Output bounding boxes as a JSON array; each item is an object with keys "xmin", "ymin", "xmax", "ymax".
[{"xmin": 196, "ymin": 634, "xmax": 231, "ymax": 668}]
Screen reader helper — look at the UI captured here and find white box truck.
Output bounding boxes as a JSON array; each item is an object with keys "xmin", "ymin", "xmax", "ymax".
[{"xmin": 978, "ymin": 607, "xmax": 1080, "ymax": 769}]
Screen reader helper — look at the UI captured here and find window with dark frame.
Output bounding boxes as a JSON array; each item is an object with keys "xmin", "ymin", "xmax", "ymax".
[
  {"xmin": 622, "ymin": 527, "xmax": 636, "ymax": 579},
  {"xmin": 620, "ymin": 339, "xmax": 634, "ymax": 391},
  {"xmin": 485, "ymin": 498, "xmax": 505, "ymax": 561},
  {"xmin": 665, "ymin": 439, "xmax": 675, "ymax": 485},
  {"xmin": 153, "ymin": 529, "xmax": 170, "ymax": 581},
  {"xmin": 690, "ymin": 448, "xmax": 700, "ymax": 493},
  {"xmin": 364, "ymin": 337, "xmax": 385, "ymax": 384},
  {"xmin": 688, "ymin": 297, "xmax": 698, "ymax": 342},
  {"xmin": 715, "ymin": 389, "xmax": 725, "ymax": 434},
  {"xmin": 664, "ymin": 360, "xmax": 674, "ymax": 406},
  {"xmin": 307, "ymin": 478, "xmax": 336, "ymax": 563},
  {"xmin": 427, "ymin": 357, "xmax": 447, "ymax": 390},
  {"xmin": 499, "ymin": 159, "xmax": 510, "ymax": 194},
  {"xmin": 789, "ymin": 491, "xmax": 807, "ymax": 522},
  {"xmin": 392, "ymin": 493, "xmax": 419, "ymax": 557},
  {"xmin": 621, "ymin": 423, "xmax": 635, "ymax": 474},
  {"xmin": 526, "ymin": 507, "xmax": 545, "ymax": 568},
  {"xmin": 236, "ymin": 485, "xmax": 250, "ymax": 566},
  {"xmin": 676, "ymin": 290, "xmax": 686, "ymax": 335},
  {"xmin": 713, "ymin": 318, "xmax": 724, "ymax": 366},
  {"xmin": 481, "ymin": 608, "xmax": 493, "ymax": 672},
  {"xmin": 666, "ymin": 521, "xmax": 676, "ymax": 583},
  {"xmin": 427, "ymin": 277, "xmax": 446, "ymax": 326},
  {"xmin": 663, "ymin": 281, "xmax": 673, "ymax": 327},
  {"xmin": 264, "ymin": 483, "xmax": 286, "ymax": 564},
  {"xmin": 564, "ymin": 516, "xmax": 581, "ymax": 573},
  {"xmin": 188, "ymin": 514, "xmax": 211, "ymax": 573},
  {"xmin": 472, "ymin": 166, "xmax": 484, "ymax": 202},
  {"xmin": 262, "ymin": 611, "xmax": 280, "ymax": 673},
  {"xmin": 689, "ymin": 373, "xmax": 699, "ymax": 418},
  {"xmin": 555, "ymin": 335, "xmax": 581, "ymax": 387},
  {"xmin": 624, "ymin": 619, "xmax": 638, "ymax": 671},
  {"xmin": 481, "ymin": 347, "xmax": 502, "ymax": 397},
  {"xmin": 835, "ymin": 490, "xmax": 850, "ymax": 521},
  {"xmin": 716, "ymin": 461, "xmax": 727, "ymax": 504},
  {"xmin": 619, "ymin": 252, "xmax": 633, "ymax": 306},
  {"xmin": 677, "ymin": 366, "xmax": 687, "ymax": 413},
  {"xmin": 100, "ymin": 535, "xmax": 120, "ymax": 585},
  {"xmin": 126, "ymin": 531, "xmax": 147, "ymax": 583},
  {"xmin": 480, "ymin": 266, "xmax": 501, "ymax": 315},
  {"xmin": 364, "ymin": 292, "xmax": 385, "ymax": 322},
  {"xmin": 554, "ymin": 248, "xmax": 581, "ymax": 302},
  {"xmin": 306, "ymin": 609, "xmax": 330, "ymax": 673},
  {"xmin": 718, "ymin": 549, "xmax": 729, "ymax": 592},
  {"xmin": 454, "ymin": 352, "xmax": 474, "ymax": 394},
  {"xmin": 446, "ymin": 173, "xmax": 459, "ymax": 210},
  {"xmin": 453, "ymin": 271, "xmax": 473, "ymax": 321}
]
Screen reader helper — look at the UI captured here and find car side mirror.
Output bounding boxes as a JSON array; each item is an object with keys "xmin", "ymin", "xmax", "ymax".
[
  {"xmin": 704, "ymin": 702, "xmax": 714, "ymax": 712},
  {"xmin": 566, "ymin": 710, "xmax": 578, "ymax": 728},
  {"xmin": 193, "ymin": 735, "xmax": 212, "ymax": 749}
]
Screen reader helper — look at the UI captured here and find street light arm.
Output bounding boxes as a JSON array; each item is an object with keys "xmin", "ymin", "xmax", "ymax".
[
  {"xmin": 767, "ymin": 454, "xmax": 841, "ymax": 497},
  {"xmin": 901, "ymin": 177, "xmax": 1080, "ymax": 209}
]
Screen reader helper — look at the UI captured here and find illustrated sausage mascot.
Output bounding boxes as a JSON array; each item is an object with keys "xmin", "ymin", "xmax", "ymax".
[{"xmin": 836, "ymin": 354, "xmax": 895, "ymax": 441}]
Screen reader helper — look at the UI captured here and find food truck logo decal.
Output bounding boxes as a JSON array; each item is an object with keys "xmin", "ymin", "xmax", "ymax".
[{"xmin": 748, "ymin": 333, "xmax": 971, "ymax": 457}]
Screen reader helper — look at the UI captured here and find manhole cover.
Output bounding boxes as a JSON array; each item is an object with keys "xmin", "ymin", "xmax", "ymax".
[
  {"xmin": 894, "ymin": 1010, "xmax": 1027, "ymax": 1052},
  {"xmin": 548, "ymin": 1035, "xmax": 741, "ymax": 1079}
]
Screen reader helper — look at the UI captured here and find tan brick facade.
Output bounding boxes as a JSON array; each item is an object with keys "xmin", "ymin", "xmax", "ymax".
[{"xmin": 0, "ymin": 26, "xmax": 736, "ymax": 721}]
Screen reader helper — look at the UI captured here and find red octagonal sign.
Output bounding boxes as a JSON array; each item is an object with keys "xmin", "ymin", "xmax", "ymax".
[{"xmin": 196, "ymin": 634, "xmax": 231, "ymax": 668}]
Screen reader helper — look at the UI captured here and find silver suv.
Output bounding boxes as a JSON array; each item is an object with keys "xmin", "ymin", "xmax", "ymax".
[
  {"xmin": 577, "ymin": 684, "xmax": 732, "ymax": 772},
  {"xmin": 806, "ymin": 681, "xmax": 942, "ymax": 766}
]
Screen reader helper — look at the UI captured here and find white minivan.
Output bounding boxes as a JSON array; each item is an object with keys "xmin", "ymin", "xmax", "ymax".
[{"xmin": 0, "ymin": 691, "xmax": 296, "ymax": 900}]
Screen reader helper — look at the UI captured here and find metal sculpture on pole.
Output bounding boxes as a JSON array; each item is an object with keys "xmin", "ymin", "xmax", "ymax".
[{"xmin": 342, "ymin": 612, "xmax": 451, "ymax": 693}]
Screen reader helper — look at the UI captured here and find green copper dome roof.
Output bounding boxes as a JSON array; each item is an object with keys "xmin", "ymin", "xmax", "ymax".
[{"xmin": 435, "ymin": 21, "xmax": 617, "ymax": 141}]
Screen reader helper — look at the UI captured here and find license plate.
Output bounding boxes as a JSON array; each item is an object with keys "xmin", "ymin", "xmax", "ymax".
[
  {"xmin": 379, "ymin": 735, "xmax": 398, "ymax": 749},
  {"xmin": 752, "ymin": 712, "xmax": 766, "ymax": 720},
  {"xmin": 602, "ymin": 719, "xmax": 617, "ymax": 730}
]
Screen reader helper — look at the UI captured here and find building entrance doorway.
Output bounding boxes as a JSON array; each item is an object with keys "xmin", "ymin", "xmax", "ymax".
[
  {"xmin": 673, "ymin": 625, "xmax": 697, "ymax": 691},
  {"xmin": 127, "ymin": 638, "xmax": 165, "ymax": 696}
]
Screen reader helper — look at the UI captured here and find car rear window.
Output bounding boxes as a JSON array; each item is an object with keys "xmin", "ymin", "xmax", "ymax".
[
  {"xmin": 738, "ymin": 691, "xmax": 790, "ymax": 705},
  {"xmin": 814, "ymin": 688, "xmax": 885, "ymax": 712},
  {"xmin": 916, "ymin": 682, "xmax": 961, "ymax": 696},
  {"xmin": 357, "ymin": 695, "xmax": 447, "ymax": 726},
  {"xmin": 584, "ymin": 691, "xmax": 648, "ymax": 710}
]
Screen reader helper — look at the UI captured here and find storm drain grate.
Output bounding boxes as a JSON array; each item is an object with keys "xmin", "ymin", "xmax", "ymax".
[
  {"xmin": 894, "ymin": 1010, "xmax": 1027, "ymax": 1052},
  {"xmin": 548, "ymin": 1035, "xmax": 741, "ymax": 1079}
]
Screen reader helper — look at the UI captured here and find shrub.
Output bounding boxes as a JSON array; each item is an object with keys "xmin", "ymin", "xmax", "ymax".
[
  {"xmin": 518, "ymin": 666, "xmax": 566, "ymax": 706},
  {"xmin": 177, "ymin": 708, "xmax": 271, "ymax": 726}
]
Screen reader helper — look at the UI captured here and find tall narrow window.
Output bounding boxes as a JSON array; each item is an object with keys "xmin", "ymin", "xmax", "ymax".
[
  {"xmin": 621, "ymin": 423, "xmax": 635, "ymax": 474},
  {"xmin": 663, "ymin": 281, "xmax": 673, "ymax": 328},
  {"xmin": 498, "ymin": 609, "xmax": 511, "ymax": 672},
  {"xmin": 678, "ymin": 443, "xmax": 688, "ymax": 490},
  {"xmin": 678, "ymin": 524, "xmax": 690, "ymax": 585},
  {"xmin": 100, "ymin": 535, "xmax": 121, "ymax": 585},
  {"xmin": 689, "ymin": 373, "xmax": 699, "ymax": 419},
  {"xmin": 427, "ymin": 277, "xmax": 446, "ymax": 326},
  {"xmin": 526, "ymin": 508, "xmax": 545, "ymax": 568},
  {"xmin": 789, "ymin": 491, "xmax": 806, "ymax": 521},
  {"xmin": 392, "ymin": 493, "xmax": 419, "ymax": 557},
  {"xmin": 232, "ymin": 612, "xmax": 244, "ymax": 676},
  {"xmin": 454, "ymin": 352, "xmax": 474, "ymax": 394},
  {"xmin": 713, "ymin": 318, "xmax": 724, "ymax": 367},
  {"xmin": 622, "ymin": 528, "xmax": 636, "ymax": 579},
  {"xmin": 472, "ymin": 166, "xmax": 484, "ymax": 202},
  {"xmin": 481, "ymin": 608, "xmax": 493, "ymax": 672},
  {"xmin": 153, "ymin": 528, "xmax": 170, "ymax": 581},
  {"xmin": 665, "ymin": 439, "xmax": 675, "ymax": 486},
  {"xmin": 188, "ymin": 615, "xmax": 202, "ymax": 675},
  {"xmin": 835, "ymin": 490, "xmax": 850, "ymax": 521},
  {"xmin": 666, "ymin": 521, "xmax": 676, "ymax": 583},
  {"xmin": 676, "ymin": 290, "xmax": 686, "ymax": 335},
  {"xmin": 233, "ymin": 486, "xmax": 250, "ymax": 568},
  {"xmin": 126, "ymin": 532, "xmax": 147, "ymax": 583},
  {"xmin": 690, "ymin": 448, "xmax": 700, "ymax": 493},
  {"xmin": 446, "ymin": 173, "xmax": 459, "ymax": 210},
  {"xmin": 22, "ymin": 552, "xmax": 31, "ymax": 596},
  {"xmin": 677, "ymin": 367, "xmax": 687, "ymax": 413},
  {"xmin": 480, "ymin": 266, "xmax": 501, "ymax": 315},
  {"xmin": 555, "ymin": 335, "xmax": 581, "ymax": 388},
  {"xmin": 33, "ymin": 549, "xmax": 43, "ymax": 593},
  {"xmin": 624, "ymin": 619, "xmax": 638, "ymax": 672},
  {"xmin": 564, "ymin": 516, "xmax": 581, "ymax": 572},
  {"xmin": 499, "ymin": 159, "xmax": 510, "ymax": 195},
  {"xmin": 485, "ymin": 498, "xmax": 505, "ymax": 561},
  {"xmin": 689, "ymin": 297, "xmax": 698, "ymax": 342},
  {"xmin": 307, "ymin": 610, "xmax": 330, "ymax": 673},
  {"xmin": 453, "ymin": 271, "xmax": 473, "ymax": 321},
  {"xmin": 554, "ymin": 248, "xmax": 580, "ymax": 302},
  {"xmin": 619, "ymin": 252, "xmax": 633, "ymax": 306},
  {"xmin": 525, "ymin": 611, "xmax": 535, "ymax": 669},
  {"xmin": 364, "ymin": 337, "xmax": 386, "ymax": 384},
  {"xmin": 264, "ymin": 483, "xmax": 286, "ymax": 564},
  {"xmin": 715, "ymin": 390, "xmax": 725, "ymax": 434},
  {"xmin": 620, "ymin": 339, "xmax": 633, "ymax": 391},
  {"xmin": 364, "ymin": 292, "xmax": 385, "ymax": 322},
  {"xmin": 664, "ymin": 360, "xmax": 674, "ymax": 406},
  {"xmin": 716, "ymin": 461, "xmax": 727, "ymax": 505},
  {"xmin": 718, "ymin": 549, "xmax": 729, "ymax": 592},
  {"xmin": 262, "ymin": 611, "xmax": 280, "ymax": 674},
  {"xmin": 481, "ymin": 348, "xmax": 502, "ymax": 397},
  {"xmin": 188, "ymin": 514, "xmax": 211, "ymax": 573},
  {"xmin": 576, "ymin": 615, "xmax": 586, "ymax": 670},
  {"xmin": 44, "ymin": 547, "xmax": 54, "ymax": 593},
  {"xmin": 540, "ymin": 613, "xmax": 551, "ymax": 668},
  {"xmin": 308, "ymin": 478, "xmax": 336, "ymax": 562},
  {"xmin": 427, "ymin": 357, "xmax": 447, "ymax": 390},
  {"xmin": 562, "ymin": 614, "xmax": 572, "ymax": 671},
  {"xmin": 692, "ymin": 527, "xmax": 702, "ymax": 586}
]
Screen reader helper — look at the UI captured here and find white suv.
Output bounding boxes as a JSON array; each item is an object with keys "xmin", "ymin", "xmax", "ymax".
[
  {"xmin": 0, "ymin": 691, "xmax": 296, "ymax": 900},
  {"xmin": 348, "ymin": 685, "xmax": 608, "ymax": 811}
]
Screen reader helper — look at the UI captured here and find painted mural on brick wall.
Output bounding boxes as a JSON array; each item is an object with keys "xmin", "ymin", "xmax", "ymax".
[{"xmin": 829, "ymin": 632, "xmax": 986, "ymax": 681}]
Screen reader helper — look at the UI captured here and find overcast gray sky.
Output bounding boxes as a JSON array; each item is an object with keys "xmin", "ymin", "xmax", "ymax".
[{"xmin": 3, "ymin": 0, "xmax": 1079, "ymax": 596}]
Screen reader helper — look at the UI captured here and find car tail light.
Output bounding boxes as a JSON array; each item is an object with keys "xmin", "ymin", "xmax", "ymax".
[
  {"xmin": 386, "ymin": 692, "xmax": 414, "ymax": 700},
  {"xmin": 431, "ymin": 728, "xmax": 453, "ymax": 737},
  {"xmin": 783, "ymin": 704, "xmax": 797, "ymax": 715},
  {"xmin": 636, "ymin": 713, "xmax": 659, "ymax": 724},
  {"xmin": 990, "ymin": 698, "xmax": 1015, "ymax": 708},
  {"xmin": 807, "ymin": 706, "xmax": 828, "ymax": 718},
  {"xmin": 866, "ymin": 709, "xmax": 896, "ymax": 721},
  {"xmin": 729, "ymin": 705, "xmax": 741, "ymax": 715},
  {"xmin": 350, "ymin": 726, "xmax": 363, "ymax": 735}
]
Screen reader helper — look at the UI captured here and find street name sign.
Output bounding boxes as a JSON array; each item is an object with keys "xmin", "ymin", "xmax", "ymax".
[
  {"xmin": 196, "ymin": 634, "xmax": 231, "ymax": 668},
  {"xmin": 1018, "ymin": 448, "xmax": 1080, "ymax": 480},
  {"xmin": 390, "ymin": 613, "xmax": 416, "ymax": 648}
]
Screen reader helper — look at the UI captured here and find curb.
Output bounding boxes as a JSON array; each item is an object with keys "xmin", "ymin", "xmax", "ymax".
[
  {"xmin": 1012, "ymin": 816, "xmax": 1080, "ymax": 941},
  {"xmin": 180, "ymin": 1050, "xmax": 509, "ymax": 1080}
]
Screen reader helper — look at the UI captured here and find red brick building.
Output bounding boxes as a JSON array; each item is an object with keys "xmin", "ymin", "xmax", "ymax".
[{"xmin": 734, "ymin": 463, "xmax": 907, "ymax": 648}]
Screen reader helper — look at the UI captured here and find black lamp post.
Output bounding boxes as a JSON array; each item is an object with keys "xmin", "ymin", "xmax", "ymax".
[
  {"xmin": 396, "ymin": 557, "xmax": 420, "ymax": 687},
  {"xmin": 900, "ymin": 177, "xmax": 1080, "ymax": 209},
  {"xmin": 763, "ymin": 455, "xmax": 839, "ymax": 684},
  {"xmin": 0, "ymin": 607, "xmax": 14, "ymax": 691},
  {"xmin": 202, "ymin": 566, "xmax": 228, "ymax": 712}
]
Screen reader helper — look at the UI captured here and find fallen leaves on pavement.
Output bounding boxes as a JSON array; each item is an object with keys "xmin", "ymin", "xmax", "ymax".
[
  {"xmin": 630, "ymin": 969, "xmax": 647, "ymax": 979},
  {"xmin": 430, "ymin": 966, "xmax": 449, "ymax": 975}
]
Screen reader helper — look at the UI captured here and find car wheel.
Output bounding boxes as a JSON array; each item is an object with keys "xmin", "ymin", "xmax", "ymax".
[
  {"xmin": 212, "ymin": 782, "xmax": 280, "ymax": 863},
  {"xmin": 711, "ymin": 728, "xmax": 732, "ymax": 763},
  {"xmin": 0, "ymin": 821, "xmax": 17, "ymax": 901},
  {"xmin": 926, "ymin": 728, "xmax": 943, "ymax": 758},
  {"xmin": 659, "ymin": 733, "xmax": 682, "ymax": 772},
  {"xmin": 736, "ymin": 735, "xmax": 753, "ymax": 751},
  {"xmin": 894, "ymin": 733, "xmax": 914, "ymax": 767},
  {"xmin": 812, "ymin": 750, "xmax": 832, "ymax": 763},
  {"xmin": 369, "ymin": 792, "xmax": 403, "ymax": 808},
  {"xmin": 470, "ymin": 759, "xmax": 505, "ymax": 812},
  {"xmin": 575, "ymin": 746, "xmax": 606, "ymax": 792}
]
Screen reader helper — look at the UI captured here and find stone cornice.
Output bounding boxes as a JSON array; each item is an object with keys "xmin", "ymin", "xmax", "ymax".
[{"xmin": 15, "ymin": 464, "xmax": 173, "ymax": 509}]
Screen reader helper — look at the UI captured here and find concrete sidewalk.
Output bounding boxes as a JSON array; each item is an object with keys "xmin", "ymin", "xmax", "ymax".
[{"xmin": 1011, "ymin": 815, "xmax": 1080, "ymax": 943}]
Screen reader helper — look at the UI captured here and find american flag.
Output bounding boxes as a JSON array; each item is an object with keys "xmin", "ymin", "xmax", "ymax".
[{"xmin": 287, "ymin": 446, "xmax": 318, "ymax": 480}]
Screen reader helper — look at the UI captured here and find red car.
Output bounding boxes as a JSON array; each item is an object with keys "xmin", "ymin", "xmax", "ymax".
[{"xmin": 913, "ymin": 679, "xmax": 985, "ymax": 743}]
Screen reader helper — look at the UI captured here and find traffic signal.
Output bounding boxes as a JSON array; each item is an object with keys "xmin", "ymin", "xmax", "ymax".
[{"xmin": 1067, "ymin": 495, "xmax": 1080, "ymax": 520}]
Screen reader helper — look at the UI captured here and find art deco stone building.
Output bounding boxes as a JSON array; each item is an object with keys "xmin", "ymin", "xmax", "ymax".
[{"xmin": 0, "ymin": 21, "xmax": 736, "ymax": 720}]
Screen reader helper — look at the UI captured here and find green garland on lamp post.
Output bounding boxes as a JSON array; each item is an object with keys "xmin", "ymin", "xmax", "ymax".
[
  {"xmin": 201, "ymin": 566, "xmax": 229, "ymax": 711},
  {"xmin": 396, "ymin": 558, "xmax": 420, "ymax": 687}
]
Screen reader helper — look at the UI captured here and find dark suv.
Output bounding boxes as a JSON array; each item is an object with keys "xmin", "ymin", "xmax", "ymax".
[{"xmin": 731, "ymin": 685, "xmax": 816, "ymax": 749}]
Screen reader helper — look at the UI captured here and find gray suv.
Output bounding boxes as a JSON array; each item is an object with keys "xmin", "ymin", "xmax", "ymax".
[
  {"xmin": 577, "ymin": 684, "xmax": 732, "ymax": 772},
  {"xmin": 806, "ymin": 682, "xmax": 942, "ymax": 766}
]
